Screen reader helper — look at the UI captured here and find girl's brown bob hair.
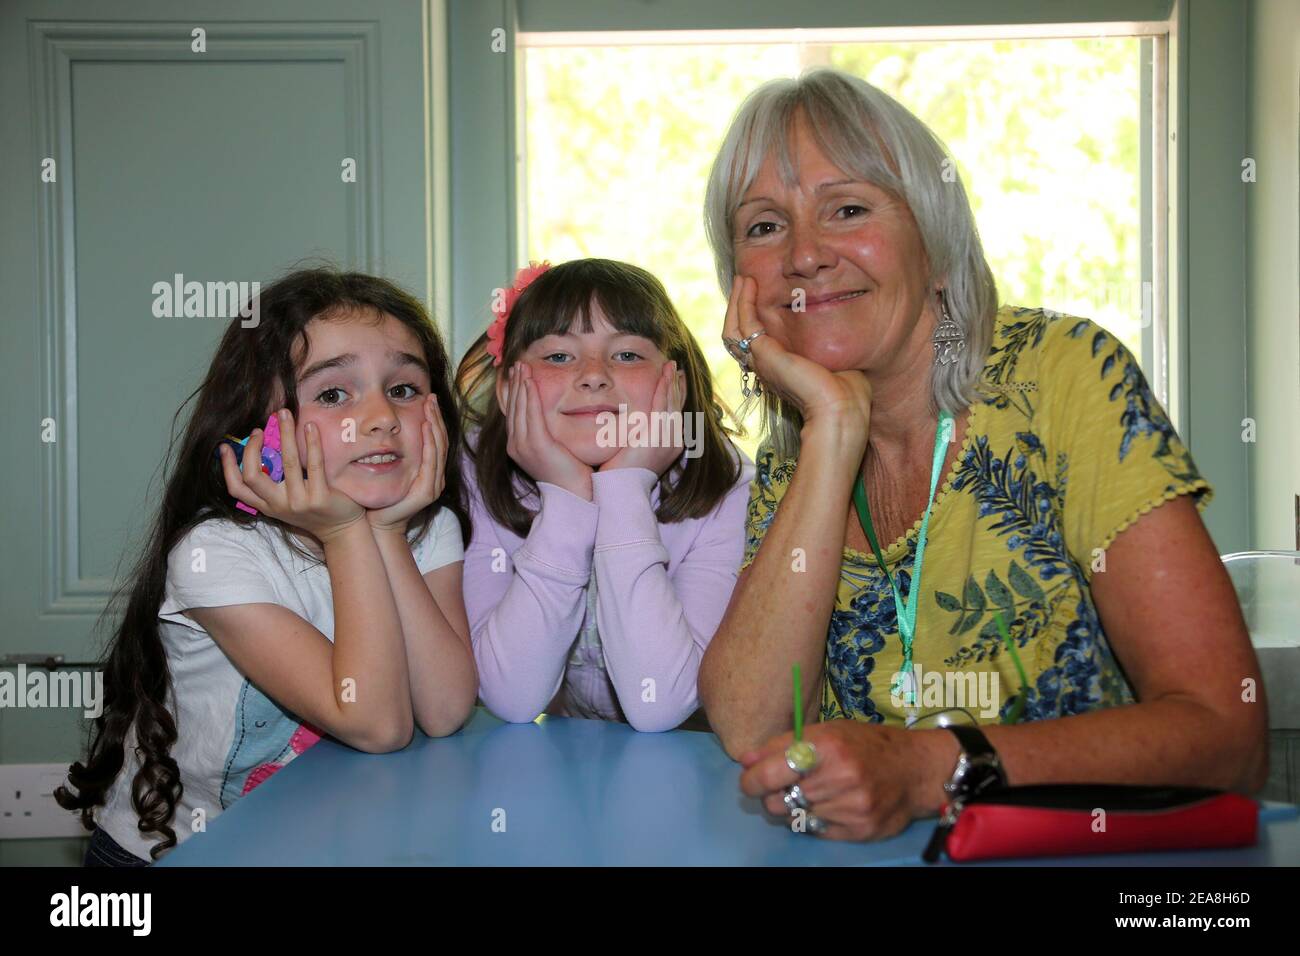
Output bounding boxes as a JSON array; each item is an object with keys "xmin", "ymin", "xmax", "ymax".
[{"xmin": 457, "ymin": 258, "xmax": 742, "ymax": 535}]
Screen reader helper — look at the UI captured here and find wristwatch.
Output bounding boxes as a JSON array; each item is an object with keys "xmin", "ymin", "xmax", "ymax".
[
  {"xmin": 924, "ymin": 726, "xmax": 1009, "ymax": 863},
  {"xmin": 942, "ymin": 724, "xmax": 1007, "ymax": 803}
]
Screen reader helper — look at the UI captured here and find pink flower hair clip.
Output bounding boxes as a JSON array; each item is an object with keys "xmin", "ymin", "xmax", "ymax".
[{"xmin": 485, "ymin": 260, "xmax": 552, "ymax": 367}]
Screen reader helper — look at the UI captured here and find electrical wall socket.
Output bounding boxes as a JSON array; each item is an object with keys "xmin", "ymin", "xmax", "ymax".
[{"xmin": 0, "ymin": 763, "xmax": 87, "ymax": 839}]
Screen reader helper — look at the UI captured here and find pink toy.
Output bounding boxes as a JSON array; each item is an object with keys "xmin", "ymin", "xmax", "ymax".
[{"xmin": 215, "ymin": 413, "xmax": 285, "ymax": 515}]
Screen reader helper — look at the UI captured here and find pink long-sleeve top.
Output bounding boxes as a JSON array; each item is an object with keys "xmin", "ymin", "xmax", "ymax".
[{"xmin": 462, "ymin": 439, "xmax": 755, "ymax": 732}]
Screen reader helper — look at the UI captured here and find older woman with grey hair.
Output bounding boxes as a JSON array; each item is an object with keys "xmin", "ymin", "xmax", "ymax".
[{"xmin": 697, "ymin": 67, "xmax": 1266, "ymax": 842}]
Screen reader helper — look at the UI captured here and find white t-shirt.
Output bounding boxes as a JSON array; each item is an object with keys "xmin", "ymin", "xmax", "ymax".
[{"xmin": 95, "ymin": 508, "xmax": 464, "ymax": 862}]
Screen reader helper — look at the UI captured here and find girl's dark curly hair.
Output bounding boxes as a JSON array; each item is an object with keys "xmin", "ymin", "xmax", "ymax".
[{"xmin": 54, "ymin": 267, "xmax": 469, "ymax": 859}]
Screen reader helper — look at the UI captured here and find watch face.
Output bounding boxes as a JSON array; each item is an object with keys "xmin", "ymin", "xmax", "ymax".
[
  {"xmin": 952, "ymin": 753, "xmax": 1006, "ymax": 799},
  {"xmin": 968, "ymin": 770, "xmax": 1005, "ymax": 797}
]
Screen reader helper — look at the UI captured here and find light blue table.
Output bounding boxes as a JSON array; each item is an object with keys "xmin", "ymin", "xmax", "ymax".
[{"xmin": 160, "ymin": 708, "xmax": 1300, "ymax": 866}]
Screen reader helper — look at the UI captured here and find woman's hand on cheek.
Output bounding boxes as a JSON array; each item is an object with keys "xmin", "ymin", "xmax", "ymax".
[
  {"xmin": 366, "ymin": 393, "xmax": 447, "ymax": 536},
  {"xmin": 737, "ymin": 720, "xmax": 925, "ymax": 842},
  {"xmin": 724, "ymin": 275, "xmax": 873, "ymax": 449},
  {"xmin": 503, "ymin": 362, "xmax": 593, "ymax": 500},
  {"xmin": 599, "ymin": 360, "xmax": 684, "ymax": 477},
  {"xmin": 218, "ymin": 408, "xmax": 367, "ymax": 544}
]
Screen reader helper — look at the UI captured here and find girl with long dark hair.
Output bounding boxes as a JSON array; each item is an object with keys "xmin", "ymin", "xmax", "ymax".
[{"xmin": 57, "ymin": 268, "xmax": 477, "ymax": 864}]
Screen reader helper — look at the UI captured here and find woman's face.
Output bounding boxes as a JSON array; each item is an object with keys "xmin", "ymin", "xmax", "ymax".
[
  {"xmin": 731, "ymin": 112, "xmax": 937, "ymax": 376},
  {"xmin": 496, "ymin": 304, "xmax": 682, "ymax": 468},
  {"xmin": 290, "ymin": 310, "xmax": 432, "ymax": 510}
]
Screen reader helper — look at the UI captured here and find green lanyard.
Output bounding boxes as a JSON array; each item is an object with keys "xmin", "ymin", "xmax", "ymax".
[{"xmin": 851, "ymin": 410, "xmax": 954, "ymax": 707}]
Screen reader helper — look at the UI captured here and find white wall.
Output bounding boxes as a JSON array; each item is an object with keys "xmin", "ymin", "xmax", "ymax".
[{"xmin": 1247, "ymin": 0, "xmax": 1300, "ymax": 552}]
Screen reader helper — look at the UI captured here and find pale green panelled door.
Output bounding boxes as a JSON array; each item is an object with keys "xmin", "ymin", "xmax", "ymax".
[{"xmin": 0, "ymin": 0, "xmax": 435, "ymax": 667}]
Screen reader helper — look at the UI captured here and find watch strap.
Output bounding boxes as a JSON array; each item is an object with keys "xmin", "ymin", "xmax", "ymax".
[{"xmin": 945, "ymin": 724, "xmax": 996, "ymax": 759}]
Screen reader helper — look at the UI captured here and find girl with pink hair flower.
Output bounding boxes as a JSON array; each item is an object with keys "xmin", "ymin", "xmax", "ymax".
[{"xmin": 457, "ymin": 258, "xmax": 752, "ymax": 732}]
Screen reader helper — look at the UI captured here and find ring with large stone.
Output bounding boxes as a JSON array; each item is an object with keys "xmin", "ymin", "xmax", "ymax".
[
  {"xmin": 721, "ymin": 335, "xmax": 749, "ymax": 368},
  {"xmin": 783, "ymin": 784, "xmax": 810, "ymax": 815},
  {"xmin": 736, "ymin": 329, "xmax": 766, "ymax": 354},
  {"xmin": 785, "ymin": 740, "xmax": 819, "ymax": 775},
  {"xmin": 806, "ymin": 813, "xmax": 829, "ymax": 836}
]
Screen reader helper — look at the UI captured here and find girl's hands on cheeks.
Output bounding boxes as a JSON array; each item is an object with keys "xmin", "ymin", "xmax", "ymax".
[
  {"xmin": 725, "ymin": 275, "xmax": 873, "ymax": 451},
  {"xmin": 598, "ymin": 359, "xmax": 684, "ymax": 476},
  {"xmin": 503, "ymin": 362, "xmax": 593, "ymax": 500},
  {"xmin": 219, "ymin": 408, "xmax": 366, "ymax": 544},
  {"xmin": 366, "ymin": 393, "xmax": 447, "ymax": 536}
]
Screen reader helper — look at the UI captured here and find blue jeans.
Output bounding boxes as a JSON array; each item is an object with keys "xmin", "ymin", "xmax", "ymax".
[{"xmin": 84, "ymin": 826, "xmax": 151, "ymax": 867}]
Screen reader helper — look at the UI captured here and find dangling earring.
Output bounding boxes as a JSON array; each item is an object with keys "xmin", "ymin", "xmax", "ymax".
[
  {"xmin": 932, "ymin": 288, "xmax": 965, "ymax": 367},
  {"xmin": 741, "ymin": 369, "xmax": 763, "ymax": 399}
]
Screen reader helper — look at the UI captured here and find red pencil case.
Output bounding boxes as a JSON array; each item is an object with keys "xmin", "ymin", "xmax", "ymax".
[{"xmin": 923, "ymin": 784, "xmax": 1258, "ymax": 863}]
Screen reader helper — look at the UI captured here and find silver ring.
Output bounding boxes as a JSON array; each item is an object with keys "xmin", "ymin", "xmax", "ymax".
[
  {"xmin": 785, "ymin": 740, "xmax": 818, "ymax": 776},
  {"xmin": 722, "ymin": 330, "xmax": 766, "ymax": 369},
  {"xmin": 783, "ymin": 784, "xmax": 810, "ymax": 815},
  {"xmin": 806, "ymin": 813, "xmax": 829, "ymax": 836},
  {"xmin": 721, "ymin": 335, "xmax": 748, "ymax": 367}
]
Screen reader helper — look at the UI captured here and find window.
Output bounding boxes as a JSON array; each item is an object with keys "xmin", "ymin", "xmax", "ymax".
[{"xmin": 520, "ymin": 25, "xmax": 1167, "ymax": 451}]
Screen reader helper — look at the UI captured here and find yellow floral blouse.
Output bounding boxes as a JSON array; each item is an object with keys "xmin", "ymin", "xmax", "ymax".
[{"xmin": 740, "ymin": 306, "xmax": 1213, "ymax": 726}]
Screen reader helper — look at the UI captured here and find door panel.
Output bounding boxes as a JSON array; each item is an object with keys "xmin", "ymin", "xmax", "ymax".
[{"xmin": 0, "ymin": 1, "xmax": 432, "ymax": 665}]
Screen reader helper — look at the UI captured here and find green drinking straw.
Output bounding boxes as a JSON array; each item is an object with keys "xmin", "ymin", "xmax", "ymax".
[
  {"xmin": 793, "ymin": 663, "xmax": 803, "ymax": 742},
  {"xmin": 994, "ymin": 611, "xmax": 1029, "ymax": 725}
]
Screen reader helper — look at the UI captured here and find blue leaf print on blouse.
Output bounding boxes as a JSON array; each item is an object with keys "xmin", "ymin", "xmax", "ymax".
[
  {"xmin": 947, "ymin": 432, "xmax": 1117, "ymax": 719},
  {"xmin": 1069, "ymin": 317, "xmax": 1192, "ymax": 476},
  {"xmin": 824, "ymin": 566, "xmax": 913, "ymax": 723}
]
